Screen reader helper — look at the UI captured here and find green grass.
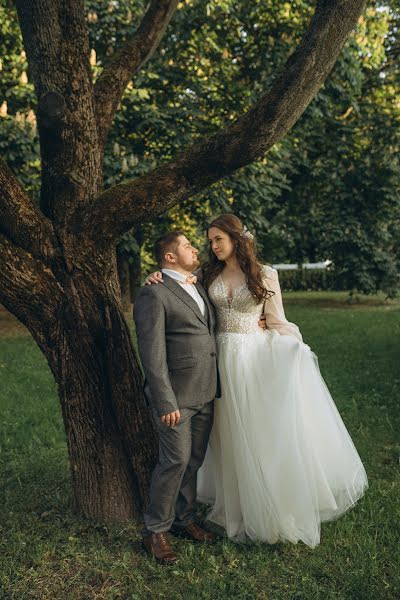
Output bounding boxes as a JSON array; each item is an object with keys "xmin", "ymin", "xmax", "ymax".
[{"xmin": 0, "ymin": 293, "xmax": 399, "ymax": 600}]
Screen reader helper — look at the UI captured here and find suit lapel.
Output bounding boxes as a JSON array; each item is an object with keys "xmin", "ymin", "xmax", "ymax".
[{"xmin": 163, "ymin": 275, "xmax": 208, "ymax": 327}]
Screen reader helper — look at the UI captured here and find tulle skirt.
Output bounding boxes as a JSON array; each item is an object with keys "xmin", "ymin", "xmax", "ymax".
[{"xmin": 197, "ymin": 330, "xmax": 368, "ymax": 548}]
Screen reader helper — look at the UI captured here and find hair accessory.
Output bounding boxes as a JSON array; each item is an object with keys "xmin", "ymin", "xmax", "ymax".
[{"xmin": 240, "ymin": 226, "xmax": 254, "ymax": 240}]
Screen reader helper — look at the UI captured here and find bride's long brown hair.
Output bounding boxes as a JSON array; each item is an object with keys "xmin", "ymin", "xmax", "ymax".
[{"xmin": 202, "ymin": 213, "xmax": 274, "ymax": 303}]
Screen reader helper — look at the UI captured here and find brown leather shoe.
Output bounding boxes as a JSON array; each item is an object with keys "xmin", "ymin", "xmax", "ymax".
[
  {"xmin": 142, "ymin": 532, "xmax": 177, "ymax": 563},
  {"xmin": 172, "ymin": 522, "xmax": 216, "ymax": 542}
]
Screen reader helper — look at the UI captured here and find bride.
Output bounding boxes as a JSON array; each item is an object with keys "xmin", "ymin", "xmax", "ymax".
[{"xmin": 146, "ymin": 213, "xmax": 368, "ymax": 548}]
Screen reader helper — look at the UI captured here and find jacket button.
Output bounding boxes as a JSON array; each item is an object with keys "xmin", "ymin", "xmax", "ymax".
[{"xmin": 210, "ymin": 352, "xmax": 216, "ymax": 357}]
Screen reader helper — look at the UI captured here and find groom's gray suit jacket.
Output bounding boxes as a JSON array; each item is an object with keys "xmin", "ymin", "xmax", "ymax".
[{"xmin": 134, "ymin": 274, "xmax": 220, "ymax": 417}]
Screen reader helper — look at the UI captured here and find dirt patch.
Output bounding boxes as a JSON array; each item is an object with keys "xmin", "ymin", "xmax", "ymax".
[{"xmin": 0, "ymin": 306, "xmax": 30, "ymax": 337}]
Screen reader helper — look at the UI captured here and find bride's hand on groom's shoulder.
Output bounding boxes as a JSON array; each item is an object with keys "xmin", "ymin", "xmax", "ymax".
[{"xmin": 144, "ymin": 271, "xmax": 163, "ymax": 285}]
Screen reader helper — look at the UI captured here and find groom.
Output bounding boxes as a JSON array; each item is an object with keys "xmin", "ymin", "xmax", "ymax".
[{"xmin": 134, "ymin": 231, "xmax": 219, "ymax": 563}]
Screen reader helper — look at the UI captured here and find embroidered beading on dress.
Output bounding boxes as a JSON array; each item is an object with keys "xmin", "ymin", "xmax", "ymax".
[
  {"xmin": 208, "ymin": 265, "xmax": 302, "ymax": 341},
  {"xmin": 210, "ymin": 277, "xmax": 263, "ymax": 334}
]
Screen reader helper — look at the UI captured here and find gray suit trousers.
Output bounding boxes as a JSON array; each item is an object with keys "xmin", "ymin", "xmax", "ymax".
[{"xmin": 144, "ymin": 400, "xmax": 214, "ymax": 533}]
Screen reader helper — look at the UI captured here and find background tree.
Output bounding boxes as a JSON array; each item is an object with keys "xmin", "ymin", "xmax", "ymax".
[
  {"xmin": 265, "ymin": 4, "xmax": 400, "ymax": 296},
  {"xmin": 0, "ymin": 0, "xmax": 367, "ymax": 521}
]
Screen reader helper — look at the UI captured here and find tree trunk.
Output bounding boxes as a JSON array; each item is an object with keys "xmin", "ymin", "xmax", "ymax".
[{"xmin": 21, "ymin": 255, "xmax": 157, "ymax": 520}]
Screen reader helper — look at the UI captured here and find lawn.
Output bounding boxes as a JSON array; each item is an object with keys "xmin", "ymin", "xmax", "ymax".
[{"xmin": 0, "ymin": 293, "xmax": 399, "ymax": 600}]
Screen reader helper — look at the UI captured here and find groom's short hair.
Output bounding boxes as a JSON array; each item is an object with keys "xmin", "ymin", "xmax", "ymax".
[{"xmin": 154, "ymin": 231, "xmax": 186, "ymax": 266}]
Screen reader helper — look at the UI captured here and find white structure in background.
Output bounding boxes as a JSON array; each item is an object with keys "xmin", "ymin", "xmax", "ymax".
[{"xmin": 272, "ymin": 260, "xmax": 332, "ymax": 271}]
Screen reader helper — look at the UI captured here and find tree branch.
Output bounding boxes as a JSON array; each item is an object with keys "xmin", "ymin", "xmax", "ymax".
[
  {"xmin": 94, "ymin": 0, "xmax": 179, "ymax": 146},
  {"xmin": 16, "ymin": 1, "xmax": 102, "ymax": 223},
  {"xmin": 80, "ymin": 0, "xmax": 367, "ymax": 244},
  {"xmin": 0, "ymin": 233, "xmax": 63, "ymax": 339},
  {"xmin": 0, "ymin": 158, "xmax": 59, "ymax": 263}
]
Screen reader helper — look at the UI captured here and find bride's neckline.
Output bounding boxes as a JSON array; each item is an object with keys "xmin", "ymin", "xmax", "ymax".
[{"xmin": 219, "ymin": 274, "xmax": 247, "ymax": 301}]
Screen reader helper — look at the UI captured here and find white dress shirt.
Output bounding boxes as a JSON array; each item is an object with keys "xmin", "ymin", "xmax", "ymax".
[{"xmin": 162, "ymin": 269, "xmax": 206, "ymax": 316}]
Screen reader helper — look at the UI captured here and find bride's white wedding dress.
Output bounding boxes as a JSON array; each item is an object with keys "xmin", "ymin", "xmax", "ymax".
[{"xmin": 197, "ymin": 265, "xmax": 368, "ymax": 548}]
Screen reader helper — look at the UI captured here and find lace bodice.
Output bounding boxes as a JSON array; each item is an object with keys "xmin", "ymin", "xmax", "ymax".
[{"xmin": 208, "ymin": 265, "xmax": 302, "ymax": 340}]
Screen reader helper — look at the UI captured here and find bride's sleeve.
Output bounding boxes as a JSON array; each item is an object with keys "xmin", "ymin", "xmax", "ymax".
[{"xmin": 262, "ymin": 266, "xmax": 303, "ymax": 341}]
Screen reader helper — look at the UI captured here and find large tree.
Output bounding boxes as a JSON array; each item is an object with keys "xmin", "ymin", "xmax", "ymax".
[{"xmin": 0, "ymin": 0, "xmax": 366, "ymax": 521}]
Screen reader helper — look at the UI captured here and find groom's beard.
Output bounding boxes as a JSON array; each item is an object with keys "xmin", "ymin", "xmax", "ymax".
[
  {"xmin": 192, "ymin": 256, "xmax": 200, "ymax": 270},
  {"xmin": 180, "ymin": 256, "xmax": 200, "ymax": 271}
]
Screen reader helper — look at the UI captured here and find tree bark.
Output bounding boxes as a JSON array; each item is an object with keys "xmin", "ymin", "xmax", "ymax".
[
  {"xmin": 16, "ymin": 0, "xmax": 102, "ymax": 224},
  {"xmin": 0, "ymin": 215, "xmax": 157, "ymax": 518},
  {"xmin": 0, "ymin": 158, "xmax": 58, "ymax": 263},
  {"xmin": 50, "ymin": 289, "xmax": 157, "ymax": 519}
]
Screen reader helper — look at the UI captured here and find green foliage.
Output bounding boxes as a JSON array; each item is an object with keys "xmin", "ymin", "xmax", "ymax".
[
  {"xmin": 257, "ymin": 5, "xmax": 400, "ymax": 297},
  {"xmin": 0, "ymin": 114, "xmax": 40, "ymax": 201},
  {"xmin": 0, "ymin": 2, "xmax": 40, "ymax": 202},
  {"xmin": 1, "ymin": 295, "xmax": 399, "ymax": 598},
  {"xmin": 0, "ymin": 2, "xmax": 35, "ymax": 111}
]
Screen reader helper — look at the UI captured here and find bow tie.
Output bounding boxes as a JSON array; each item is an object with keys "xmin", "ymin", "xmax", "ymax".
[{"xmin": 182, "ymin": 274, "xmax": 197, "ymax": 285}]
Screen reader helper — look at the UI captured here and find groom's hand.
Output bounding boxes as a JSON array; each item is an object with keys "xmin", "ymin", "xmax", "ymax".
[
  {"xmin": 144, "ymin": 271, "xmax": 163, "ymax": 285},
  {"xmin": 160, "ymin": 409, "xmax": 181, "ymax": 427}
]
